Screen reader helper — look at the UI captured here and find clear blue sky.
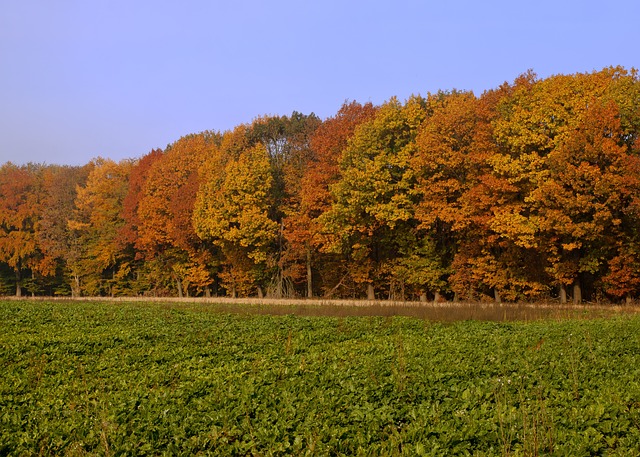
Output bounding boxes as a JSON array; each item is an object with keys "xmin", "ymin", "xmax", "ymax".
[{"xmin": 1, "ymin": 0, "xmax": 638, "ymax": 166}]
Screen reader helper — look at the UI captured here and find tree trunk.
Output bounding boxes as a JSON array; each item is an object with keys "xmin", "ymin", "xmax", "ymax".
[
  {"xmin": 366, "ymin": 283, "xmax": 375, "ymax": 300},
  {"xmin": 559, "ymin": 284, "xmax": 567, "ymax": 304},
  {"xmin": 257, "ymin": 285, "xmax": 264, "ymax": 299},
  {"xmin": 433, "ymin": 291, "xmax": 441, "ymax": 303},
  {"xmin": 15, "ymin": 269, "xmax": 22, "ymax": 298},
  {"xmin": 175, "ymin": 275, "xmax": 183, "ymax": 298},
  {"xmin": 277, "ymin": 220, "xmax": 284, "ymax": 299},
  {"xmin": 111, "ymin": 269, "xmax": 115, "ymax": 297},
  {"xmin": 205, "ymin": 286, "xmax": 211, "ymax": 298},
  {"xmin": 420, "ymin": 292, "xmax": 428, "ymax": 302},
  {"xmin": 306, "ymin": 248, "xmax": 313, "ymax": 299},
  {"xmin": 494, "ymin": 289, "xmax": 501, "ymax": 304},
  {"xmin": 72, "ymin": 274, "xmax": 80, "ymax": 298},
  {"xmin": 573, "ymin": 280, "xmax": 582, "ymax": 305},
  {"xmin": 626, "ymin": 295, "xmax": 633, "ymax": 305}
]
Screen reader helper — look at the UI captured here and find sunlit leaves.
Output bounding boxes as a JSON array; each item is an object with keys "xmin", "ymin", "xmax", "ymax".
[
  {"xmin": 136, "ymin": 132, "xmax": 221, "ymax": 296},
  {"xmin": 320, "ymin": 96, "xmax": 428, "ymax": 297},
  {"xmin": 69, "ymin": 158, "xmax": 132, "ymax": 296},
  {"xmin": 194, "ymin": 144, "xmax": 278, "ymax": 295},
  {"xmin": 1, "ymin": 67, "xmax": 640, "ymax": 301},
  {"xmin": 0, "ymin": 163, "xmax": 47, "ymax": 295}
]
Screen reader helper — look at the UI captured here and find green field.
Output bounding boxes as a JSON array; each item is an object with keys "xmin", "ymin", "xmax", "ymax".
[{"xmin": 1, "ymin": 300, "xmax": 640, "ymax": 455}]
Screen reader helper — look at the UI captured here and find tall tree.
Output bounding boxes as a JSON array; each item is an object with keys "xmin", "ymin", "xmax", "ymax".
[
  {"xmin": 412, "ymin": 86, "xmax": 549, "ymax": 302},
  {"xmin": 528, "ymin": 102, "xmax": 640, "ymax": 303},
  {"xmin": 37, "ymin": 164, "xmax": 92, "ymax": 296},
  {"xmin": 411, "ymin": 91, "xmax": 483, "ymax": 300},
  {"xmin": 246, "ymin": 112, "xmax": 321, "ymax": 297},
  {"xmin": 0, "ymin": 163, "xmax": 43, "ymax": 296},
  {"xmin": 194, "ymin": 143, "xmax": 278, "ymax": 297},
  {"xmin": 69, "ymin": 158, "xmax": 132, "ymax": 296},
  {"xmin": 321, "ymin": 96, "xmax": 428, "ymax": 299},
  {"xmin": 492, "ymin": 67, "xmax": 640, "ymax": 302},
  {"xmin": 288, "ymin": 101, "xmax": 378, "ymax": 298},
  {"xmin": 137, "ymin": 132, "xmax": 221, "ymax": 297}
]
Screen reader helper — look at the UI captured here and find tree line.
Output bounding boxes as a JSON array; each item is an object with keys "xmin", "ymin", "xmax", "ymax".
[{"xmin": 1, "ymin": 67, "xmax": 639, "ymax": 303}]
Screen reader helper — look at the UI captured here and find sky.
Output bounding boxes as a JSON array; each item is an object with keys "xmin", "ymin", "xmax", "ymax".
[{"xmin": 1, "ymin": 0, "xmax": 638, "ymax": 166}]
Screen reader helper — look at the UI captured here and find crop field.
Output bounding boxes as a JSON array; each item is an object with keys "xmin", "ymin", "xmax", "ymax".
[{"xmin": 1, "ymin": 300, "xmax": 640, "ymax": 455}]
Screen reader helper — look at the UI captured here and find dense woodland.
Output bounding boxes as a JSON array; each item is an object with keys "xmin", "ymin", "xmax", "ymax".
[{"xmin": 1, "ymin": 67, "xmax": 639, "ymax": 303}]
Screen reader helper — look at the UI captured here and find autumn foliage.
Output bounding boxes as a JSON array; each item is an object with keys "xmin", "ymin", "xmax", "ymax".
[{"xmin": 1, "ymin": 67, "xmax": 639, "ymax": 303}]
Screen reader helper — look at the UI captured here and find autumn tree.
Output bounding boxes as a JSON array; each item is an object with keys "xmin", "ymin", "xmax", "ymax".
[
  {"xmin": 137, "ymin": 132, "xmax": 221, "ymax": 297},
  {"xmin": 287, "ymin": 101, "xmax": 378, "ymax": 298},
  {"xmin": 118, "ymin": 149, "xmax": 164, "ymax": 294},
  {"xmin": 321, "ymin": 96, "xmax": 428, "ymax": 299},
  {"xmin": 194, "ymin": 143, "xmax": 278, "ymax": 297},
  {"xmin": 600, "ymin": 72, "xmax": 640, "ymax": 301},
  {"xmin": 246, "ymin": 112, "xmax": 321, "ymax": 297},
  {"xmin": 37, "ymin": 164, "xmax": 92, "ymax": 296},
  {"xmin": 120, "ymin": 149, "xmax": 163, "ymax": 247},
  {"xmin": 527, "ymin": 102, "xmax": 640, "ymax": 303},
  {"xmin": 411, "ymin": 84, "xmax": 549, "ymax": 302},
  {"xmin": 0, "ymin": 163, "xmax": 44, "ymax": 296},
  {"xmin": 492, "ymin": 67, "xmax": 640, "ymax": 302},
  {"xmin": 68, "ymin": 158, "xmax": 132, "ymax": 296},
  {"xmin": 411, "ymin": 91, "xmax": 482, "ymax": 301}
]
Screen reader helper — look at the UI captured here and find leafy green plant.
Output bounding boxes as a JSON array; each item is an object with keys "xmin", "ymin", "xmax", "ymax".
[{"xmin": 1, "ymin": 300, "xmax": 639, "ymax": 455}]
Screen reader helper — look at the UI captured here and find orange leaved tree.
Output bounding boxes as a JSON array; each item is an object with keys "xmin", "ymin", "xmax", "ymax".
[
  {"xmin": 0, "ymin": 163, "xmax": 45, "ymax": 296},
  {"xmin": 136, "ymin": 132, "xmax": 221, "ymax": 297},
  {"xmin": 492, "ymin": 67, "xmax": 640, "ymax": 302},
  {"xmin": 288, "ymin": 101, "xmax": 378, "ymax": 298}
]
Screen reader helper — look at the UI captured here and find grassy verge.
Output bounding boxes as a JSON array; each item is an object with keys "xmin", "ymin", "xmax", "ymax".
[
  {"xmin": 3, "ymin": 295, "xmax": 639, "ymax": 321},
  {"xmin": 1, "ymin": 300, "xmax": 639, "ymax": 455}
]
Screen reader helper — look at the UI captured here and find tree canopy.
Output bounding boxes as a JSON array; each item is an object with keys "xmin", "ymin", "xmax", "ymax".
[{"xmin": 2, "ymin": 67, "xmax": 639, "ymax": 303}]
